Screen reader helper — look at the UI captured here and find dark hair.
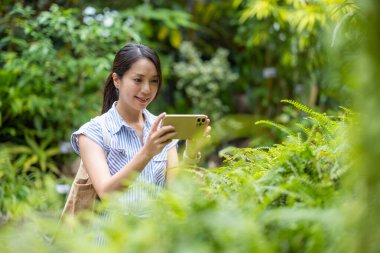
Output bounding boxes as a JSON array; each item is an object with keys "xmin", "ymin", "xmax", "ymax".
[{"xmin": 102, "ymin": 43, "xmax": 162, "ymax": 113}]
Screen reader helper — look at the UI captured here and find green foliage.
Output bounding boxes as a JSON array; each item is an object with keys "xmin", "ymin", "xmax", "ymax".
[
  {"xmin": 215, "ymin": 101, "xmax": 349, "ymax": 208},
  {"xmin": 4, "ymin": 135, "xmax": 60, "ymax": 174},
  {"xmin": 173, "ymin": 42, "xmax": 238, "ymax": 120},
  {"xmin": 123, "ymin": 4, "xmax": 196, "ymax": 49},
  {"xmin": 0, "ymin": 2, "xmax": 194, "ymax": 215},
  {"xmin": 0, "ymin": 3, "xmax": 194, "ymax": 142},
  {"xmin": 230, "ymin": 0, "xmax": 359, "ymax": 112},
  {"xmin": 0, "ymin": 1, "xmax": 372, "ymax": 252},
  {"xmin": 0, "ymin": 102, "xmax": 352, "ymax": 252},
  {"xmin": 0, "ymin": 148, "xmax": 30, "ymax": 215},
  {"xmin": 344, "ymin": 0, "xmax": 380, "ymax": 252},
  {"xmin": 0, "ymin": 147, "xmax": 62, "ymax": 216}
]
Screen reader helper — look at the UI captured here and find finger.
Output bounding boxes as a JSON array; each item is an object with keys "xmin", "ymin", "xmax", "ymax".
[
  {"xmin": 157, "ymin": 130, "xmax": 177, "ymax": 143},
  {"xmin": 160, "ymin": 138, "xmax": 173, "ymax": 146},
  {"xmin": 205, "ymin": 118, "xmax": 211, "ymax": 127},
  {"xmin": 151, "ymin": 112, "xmax": 166, "ymax": 132},
  {"xmin": 154, "ymin": 137, "xmax": 173, "ymax": 151},
  {"xmin": 150, "ymin": 127, "xmax": 176, "ymax": 145},
  {"xmin": 205, "ymin": 126, "xmax": 212, "ymax": 135},
  {"xmin": 156, "ymin": 125, "xmax": 176, "ymax": 137}
]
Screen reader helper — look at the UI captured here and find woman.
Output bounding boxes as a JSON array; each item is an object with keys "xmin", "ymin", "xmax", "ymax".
[{"xmin": 71, "ymin": 43, "xmax": 210, "ymax": 215}]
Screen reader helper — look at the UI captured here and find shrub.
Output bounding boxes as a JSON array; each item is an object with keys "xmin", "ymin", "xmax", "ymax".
[
  {"xmin": 0, "ymin": 101, "xmax": 353, "ymax": 252},
  {"xmin": 173, "ymin": 41, "xmax": 238, "ymax": 120}
]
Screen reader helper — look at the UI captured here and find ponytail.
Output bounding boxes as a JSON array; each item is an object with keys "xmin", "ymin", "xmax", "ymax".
[{"xmin": 102, "ymin": 73, "xmax": 118, "ymax": 114}]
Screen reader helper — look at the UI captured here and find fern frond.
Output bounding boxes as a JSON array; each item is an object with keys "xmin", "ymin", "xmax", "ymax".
[
  {"xmin": 297, "ymin": 132, "xmax": 303, "ymax": 146},
  {"xmin": 281, "ymin": 99, "xmax": 334, "ymax": 126},
  {"xmin": 330, "ymin": 161, "xmax": 350, "ymax": 180},
  {"xmin": 296, "ymin": 123, "xmax": 311, "ymax": 136},
  {"xmin": 286, "ymin": 160, "xmax": 299, "ymax": 176},
  {"xmin": 254, "ymin": 146, "xmax": 272, "ymax": 151},
  {"xmin": 309, "ymin": 118, "xmax": 334, "ymax": 144},
  {"xmin": 255, "ymin": 120, "xmax": 292, "ymax": 135},
  {"xmin": 306, "ymin": 122, "xmax": 319, "ymax": 143},
  {"xmin": 281, "ymin": 99, "xmax": 316, "ymax": 115},
  {"xmin": 339, "ymin": 106, "xmax": 359, "ymax": 122},
  {"xmin": 338, "ymin": 106, "xmax": 351, "ymax": 114},
  {"xmin": 282, "ymin": 99, "xmax": 337, "ymax": 140}
]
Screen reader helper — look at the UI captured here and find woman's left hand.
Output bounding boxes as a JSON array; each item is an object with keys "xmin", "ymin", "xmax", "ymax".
[{"xmin": 185, "ymin": 118, "xmax": 212, "ymax": 158}]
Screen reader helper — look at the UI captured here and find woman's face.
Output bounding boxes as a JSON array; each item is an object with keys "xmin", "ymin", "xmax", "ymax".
[{"xmin": 113, "ymin": 58, "xmax": 159, "ymax": 112}]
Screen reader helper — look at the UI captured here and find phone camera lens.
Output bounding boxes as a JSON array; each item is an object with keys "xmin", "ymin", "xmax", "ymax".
[
  {"xmin": 202, "ymin": 118, "xmax": 206, "ymax": 122},
  {"xmin": 197, "ymin": 118, "xmax": 201, "ymax": 122}
]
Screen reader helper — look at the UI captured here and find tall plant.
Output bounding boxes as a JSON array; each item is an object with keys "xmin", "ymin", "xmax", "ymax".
[
  {"xmin": 0, "ymin": 101, "xmax": 353, "ymax": 252},
  {"xmin": 173, "ymin": 41, "xmax": 238, "ymax": 120},
  {"xmin": 346, "ymin": 0, "xmax": 380, "ymax": 252},
  {"xmin": 232, "ymin": 0, "xmax": 359, "ymax": 113}
]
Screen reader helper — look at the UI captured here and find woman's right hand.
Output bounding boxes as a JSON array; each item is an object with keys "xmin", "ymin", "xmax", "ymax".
[{"xmin": 142, "ymin": 113, "xmax": 177, "ymax": 159}]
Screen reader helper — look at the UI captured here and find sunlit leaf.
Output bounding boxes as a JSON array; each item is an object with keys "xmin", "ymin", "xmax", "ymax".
[
  {"xmin": 158, "ymin": 26, "xmax": 169, "ymax": 41},
  {"xmin": 170, "ymin": 30, "xmax": 182, "ymax": 49}
]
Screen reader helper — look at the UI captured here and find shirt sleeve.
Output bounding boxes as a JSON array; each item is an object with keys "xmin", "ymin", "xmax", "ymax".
[{"xmin": 71, "ymin": 117, "xmax": 105, "ymax": 156}]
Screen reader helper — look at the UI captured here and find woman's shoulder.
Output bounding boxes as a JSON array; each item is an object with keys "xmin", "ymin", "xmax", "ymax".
[
  {"xmin": 70, "ymin": 115, "xmax": 106, "ymax": 155},
  {"xmin": 77, "ymin": 115, "xmax": 105, "ymax": 135}
]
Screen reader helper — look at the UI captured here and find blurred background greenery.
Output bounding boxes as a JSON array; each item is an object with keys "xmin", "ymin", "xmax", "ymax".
[{"xmin": 0, "ymin": 0, "xmax": 378, "ymax": 252}]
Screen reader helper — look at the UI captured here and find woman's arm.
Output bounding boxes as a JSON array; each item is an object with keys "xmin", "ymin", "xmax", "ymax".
[
  {"xmin": 166, "ymin": 119, "xmax": 212, "ymax": 183},
  {"xmin": 79, "ymin": 113, "xmax": 176, "ymax": 199},
  {"xmin": 79, "ymin": 135, "xmax": 153, "ymax": 198},
  {"xmin": 184, "ymin": 118, "xmax": 212, "ymax": 161},
  {"xmin": 166, "ymin": 145, "xmax": 179, "ymax": 183}
]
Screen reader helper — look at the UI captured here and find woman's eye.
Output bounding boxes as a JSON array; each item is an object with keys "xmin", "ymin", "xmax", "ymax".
[
  {"xmin": 150, "ymin": 80, "xmax": 159, "ymax": 84},
  {"xmin": 134, "ymin": 78, "xmax": 142, "ymax": 83}
]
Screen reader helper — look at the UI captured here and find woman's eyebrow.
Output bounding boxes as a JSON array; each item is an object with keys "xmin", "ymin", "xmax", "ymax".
[{"xmin": 133, "ymin": 73, "xmax": 159, "ymax": 77}]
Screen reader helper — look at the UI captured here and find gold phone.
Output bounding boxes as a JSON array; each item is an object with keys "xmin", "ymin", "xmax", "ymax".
[{"xmin": 161, "ymin": 114, "xmax": 208, "ymax": 140}]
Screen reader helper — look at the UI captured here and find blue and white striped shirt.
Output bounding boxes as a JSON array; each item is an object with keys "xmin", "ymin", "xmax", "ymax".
[{"xmin": 71, "ymin": 101, "xmax": 178, "ymax": 215}]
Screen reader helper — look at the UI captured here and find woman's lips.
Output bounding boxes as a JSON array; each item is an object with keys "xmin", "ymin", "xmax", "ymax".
[{"xmin": 135, "ymin": 96, "xmax": 149, "ymax": 104}]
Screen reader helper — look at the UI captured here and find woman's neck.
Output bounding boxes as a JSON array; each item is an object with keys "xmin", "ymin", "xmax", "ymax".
[{"xmin": 115, "ymin": 102, "xmax": 144, "ymax": 126}]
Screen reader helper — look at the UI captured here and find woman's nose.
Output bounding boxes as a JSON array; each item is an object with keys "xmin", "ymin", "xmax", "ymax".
[{"xmin": 141, "ymin": 82, "xmax": 150, "ymax": 94}]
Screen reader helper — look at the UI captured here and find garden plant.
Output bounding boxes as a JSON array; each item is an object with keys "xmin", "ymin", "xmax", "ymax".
[{"xmin": 0, "ymin": 0, "xmax": 379, "ymax": 252}]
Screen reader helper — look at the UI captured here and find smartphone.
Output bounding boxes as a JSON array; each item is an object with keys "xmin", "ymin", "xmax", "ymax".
[{"xmin": 161, "ymin": 114, "xmax": 208, "ymax": 140}]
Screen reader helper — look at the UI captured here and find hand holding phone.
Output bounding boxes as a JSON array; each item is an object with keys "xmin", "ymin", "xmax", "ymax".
[
  {"xmin": 143, "ymin": 113, "xmax": 177, "ymax": 158},
  {"xmin": 160, "ymin": 114, "xmax": 208, "ymax": 140}
]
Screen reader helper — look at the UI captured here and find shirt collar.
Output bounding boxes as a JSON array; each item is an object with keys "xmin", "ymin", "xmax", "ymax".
[
  {"xmin": 142, "ymin": 109, "xmax": 154, "ymax": 129},
  {"xmin": 104, "ymin": 101, "xmax": 155, "ymax": 135}
]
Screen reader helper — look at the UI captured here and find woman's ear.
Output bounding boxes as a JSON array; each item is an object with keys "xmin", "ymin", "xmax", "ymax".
[{"xmin": 112, "ymin": 72, "xmax": 120, "ymax": 89}]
